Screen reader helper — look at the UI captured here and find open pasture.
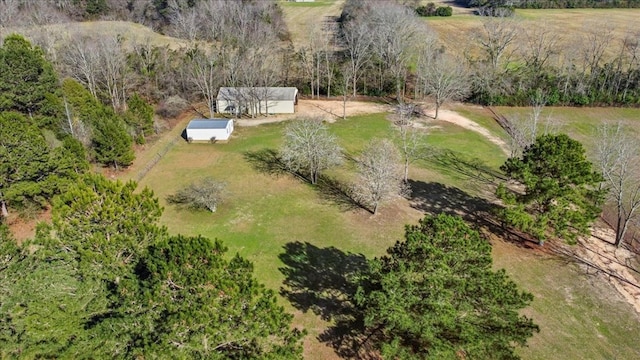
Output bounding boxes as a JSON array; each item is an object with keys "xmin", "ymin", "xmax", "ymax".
[{"xmin": 135, "ymin": 109, "xmax": 640, "ymax": 359}]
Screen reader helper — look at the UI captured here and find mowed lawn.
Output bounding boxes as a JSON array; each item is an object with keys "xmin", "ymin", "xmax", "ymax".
[
  {"xmin": 135, "ymin": 111, "xmax": 640, "ymax": 359},
  {"xmin": 492, "ymin": 106, "xmax": 640, "ymax": 147}
]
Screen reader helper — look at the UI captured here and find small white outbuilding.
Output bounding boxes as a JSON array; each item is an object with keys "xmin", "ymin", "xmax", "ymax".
[{"xmin": 186, "ymin": 119, "xmax": 234, "ymax": 142}]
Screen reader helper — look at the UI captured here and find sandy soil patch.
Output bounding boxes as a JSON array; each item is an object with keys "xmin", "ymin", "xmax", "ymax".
[
  {"xmin": 551, "ymin": 229, "xmax": 640, "ymax": 314},
  {"xmin": 235, "ymin": 99, "xmax": 391, "ymax": 126}
]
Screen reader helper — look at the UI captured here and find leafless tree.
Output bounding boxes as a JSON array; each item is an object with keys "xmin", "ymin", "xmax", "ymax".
[
  {"xmin": 281, "ymin": 118, "xmax": 343, "ymax": 185},
  {"xmin": 168, "ymin": 0, "xmax": 199, "ymax": 42},
  {"xmin": 353, "ymin": 138, "xmax": 406, "ymax": 215},
  {"xmin": 62, "ymin": 95, "xmax": 92, "ymax": 148},
  {"xmin": 578, "ymin": 22, "xmax": 614, "ymax": 76},
  {"xmin": 595, "ymin": 123, "xmax": 640, "ymax": 247},
  {"xmin": 341, "ymin": 19, "xmax": 372, "ymax": 97},
  {"xmin": 186, "ymin": 45, "xmax": 221, "ymax": 117},
  {"xmin": 167, "ymin": 177, "xmax": 227, "ymax": 213},
  {"xmin": 520, "ymin": 23, "xmax": 561, "ymax": 72},
  {"xmin": 417, "ymin": 52, "xmax": 470, "ymax": 120},
  {"xmin": 340, "ymin": 63, "xmax": 354, "ymax": 120},
  {"xmin": 507, "ymin": 90, "xmax": 556, "ymax": 157},
  {"xmin": 393, "ymin": 103, "xmax": 426, "ymax": 183},
  {"xmin": 368, "ymin": 2, "xmax": 424, "ymax": 101},
  {"xmin": 95, "ymin": 34, "xmax": 130, "ymax": 111},
  {"xmin": 475, "ymin": 14, "xmax": 520, "ymax": 70},
  {"xmin": 61, "ymin": 34, "xmax": 101, "ymax": 99}
]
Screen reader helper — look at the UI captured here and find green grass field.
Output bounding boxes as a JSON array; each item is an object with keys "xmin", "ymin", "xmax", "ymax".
[
  {"xmin": 135, "ymin": 110, "xmax": 640, "ymax": 359},
  {"xmin": 492, "ymin": 106, "xmax": 640, "ymax": 147}
]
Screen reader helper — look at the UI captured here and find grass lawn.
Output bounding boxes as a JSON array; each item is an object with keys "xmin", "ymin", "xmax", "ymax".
[
  {"xmin": 491, "ymin": 106, "xmax": 640, "ymax": 147},
  {"xmin": 135, "ymin": 111, "xmax": 640, "ymax": 359}
]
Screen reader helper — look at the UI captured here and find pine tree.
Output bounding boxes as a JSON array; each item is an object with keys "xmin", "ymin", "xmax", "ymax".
[{"xmin": 354, "ymin": 214, "xmax": 539, "ymax": 359}]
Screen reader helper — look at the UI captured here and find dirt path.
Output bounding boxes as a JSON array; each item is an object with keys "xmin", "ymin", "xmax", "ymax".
[{"xmin": 426, "ymin": 109, "xmax": 510, "ymax": 155}]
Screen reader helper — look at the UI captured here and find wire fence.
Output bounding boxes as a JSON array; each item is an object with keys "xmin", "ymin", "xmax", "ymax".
[{"xmin": 134, "ymin": 135, "xmax": 181, "ymax": 183}]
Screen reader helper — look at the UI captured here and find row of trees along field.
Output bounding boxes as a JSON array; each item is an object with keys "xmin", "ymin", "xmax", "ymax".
[{"xmin": 1, "ymin": 0, "xmax": 639, "ymax": 113}]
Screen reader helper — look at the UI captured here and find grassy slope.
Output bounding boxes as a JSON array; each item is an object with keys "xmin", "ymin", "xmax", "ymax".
[
  {"xmin": 280, "ymin": 0, "xmax": 344, "ymax": 48},
  {"xmin": 136, "ymin": 110, "xmax": 640, "ymax": 359}
]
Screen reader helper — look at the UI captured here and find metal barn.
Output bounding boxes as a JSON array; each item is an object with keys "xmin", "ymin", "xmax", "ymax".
[{"xmin": 186, "ymin": 119, "xmax": 234, "ymax": 142}]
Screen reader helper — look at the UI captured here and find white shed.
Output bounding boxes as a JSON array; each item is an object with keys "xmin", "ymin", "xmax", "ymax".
[
  {"xmin": 186, "ymin": 119, "xmax": 234, "ymax": 142},
  {"xmin": 217, "ymin": 87, "xmax": 298, "ymax": 116}
]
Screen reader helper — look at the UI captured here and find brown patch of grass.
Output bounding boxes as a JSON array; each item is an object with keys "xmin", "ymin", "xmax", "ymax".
[{"xmin": 427, "ymin": 9, "xmax": 640, "ymax": 61}]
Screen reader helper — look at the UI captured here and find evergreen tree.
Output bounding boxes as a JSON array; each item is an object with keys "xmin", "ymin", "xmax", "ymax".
[
  {"xmin": 497, "ymin": 134, "xmax": 604, "ymax": 244},
  {"xmin": 354, "ymin": 214, "xmax": 538, "ymax": 359},
  {"xmin": 132, "ymin": 235, "xmax": 304, "ymax": 358},
  {"xmin": 0, "ymin": 175, "xmax": 303, "ymax": 358},
  {"xmin": 0, "ymin": 112, "xmax": 83, "ymax": 214},
  {"xmin": 125, "ymin": 93, "xmax": 155, "ymax": 143},
  {"xmin": 0, "ymin": 35, "xmax": 58, "ymax": 115},
  {"xmin": 92, "ymin": 115, "xmax": 135, "ymax": 169}
]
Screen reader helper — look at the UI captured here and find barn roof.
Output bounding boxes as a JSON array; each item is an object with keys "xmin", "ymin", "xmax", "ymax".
[
  {"xmin": 217, "ymin": 87, "xmax": 298, "ymax": 101},
  {"xmin": 187, "ymin": 119, "xmax": 232, "ymax": 129}
]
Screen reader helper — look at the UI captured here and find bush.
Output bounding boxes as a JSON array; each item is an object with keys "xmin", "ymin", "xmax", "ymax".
[
  {"xmin": 156, "ymin": 95, "xmax": 189, "ymax": 118},
  {"xmin": 435, "ymin": 6, "xmax": 453, "ymax": 16},
  {"xmin": 167, "ymin": 177, "xmax": 227, "ymax": 213},
  {"xmin": 416, "ymin": 3, "xmax": 436, "ymax": 16}
]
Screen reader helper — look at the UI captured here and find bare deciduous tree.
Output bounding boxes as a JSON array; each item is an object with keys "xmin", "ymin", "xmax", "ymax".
[
  {"xmin": 61, "ymin": 34, "xmax": 100, "ymax": 99},
  {"xmin": 96, "ymin": 34, "xmax": 130, "ymax": 111},
  {"xmin": 281, "ymin": 118, "xmax": 343, "ymax": 185},
  {"xmin": 595, "ymin": 123, "xmax": 640, "ymax": 247},
  {"xmin": 368, "ymin": 2, "xmax": 424, "ymax": 101},
  {"xmin": 393, "ymin": 103, "xmax": 426, "ymax": 183},
  {"xmin": 186, "ymin": 45, "xmax": 221, "ymax": 117},
  {"xmin": 167, "ymin": 177, "xmax": 227, "ymax": 213},
  {"xmin": 417, "ymin": 53, "xmax": 470, "ymax": 119},
  {"xmin": 353, "ymin": 138, "xmax": 406, "ymax": 215},
  {"xmin": 507, "ymin": 90, "xmax": 556, "ymax": 157},
  {"xmin": 341, "ymin": 19, "xmax": 372, "ymax": 97},
  {"xmin": 475, "ymin": 15, "xmax": 519, "ymax": 70},
  {"xmin": 520, "ymin": 23, "xmax": 561, "ymax": 72}
]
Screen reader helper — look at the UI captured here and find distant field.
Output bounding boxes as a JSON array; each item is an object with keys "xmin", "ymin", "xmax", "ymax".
[
  {"xmin": 426, "ymin": 9, "xmax": 640, "ymax": 59},
  {"xmin": 280, "ymin": 0, "xmax": 344, "ymax": 48}
]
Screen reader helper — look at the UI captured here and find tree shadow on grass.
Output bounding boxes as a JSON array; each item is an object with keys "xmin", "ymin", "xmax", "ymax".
[
  {"xmin": 409, "ymin": 180, "xmax": 535, "ymax": 248},
  {"xmin": 244, "ymin": 148, "xmax": 363, "ymax": 212},
  {"xmin": 243, "ymin": 149, "xmax": 290, "ymax": 177},
  {"xmin": 423, "ymin": 148, "xmax": 506, "ymax": 187},
  {"xmin": 279, "ymin": 241, "xmax": 369, "ymax": 357},
  {"xmin": 316, "ymin": 175, "xmax": 364, "ymax": 212}
]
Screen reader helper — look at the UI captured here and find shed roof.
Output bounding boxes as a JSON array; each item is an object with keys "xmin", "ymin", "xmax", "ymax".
[
  {"xmin": 217, "ymin": 87, "xmax": 298, "ymax": 101},
  {"xmin": 187, "ymin": 119, "xmax": 232, "ymax": 130}
]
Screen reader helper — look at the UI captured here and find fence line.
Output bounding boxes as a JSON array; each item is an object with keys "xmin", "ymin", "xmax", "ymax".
[{"xmin": 135, "ymin": 135, "xmax": 181, "ymax": 183}]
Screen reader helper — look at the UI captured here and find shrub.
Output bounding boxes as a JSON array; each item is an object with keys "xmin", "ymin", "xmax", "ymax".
[
  {"xmin": 156, "ymin": 95, "xmax": 189, "ymax": 118},
  {"xmin": 435, "ymin": 6, "xmax": 453, "ymax": 16}
]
